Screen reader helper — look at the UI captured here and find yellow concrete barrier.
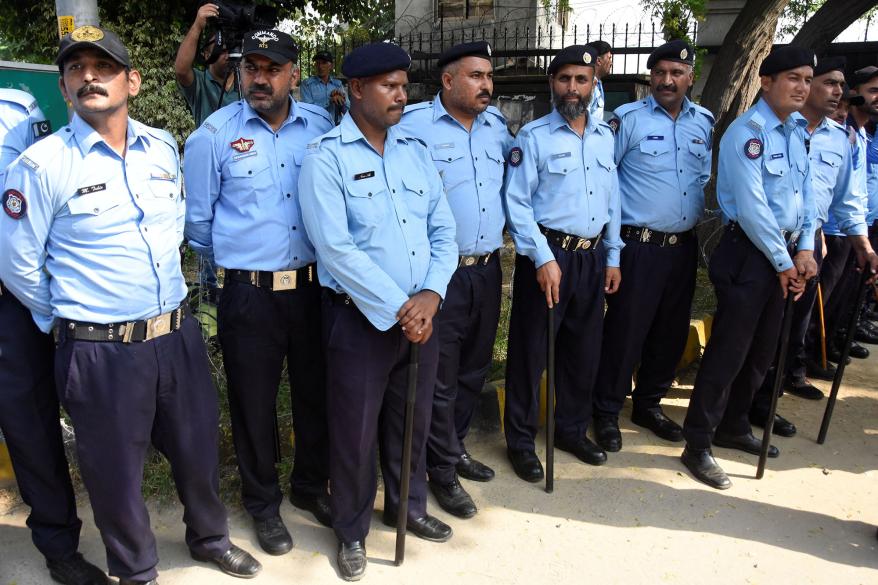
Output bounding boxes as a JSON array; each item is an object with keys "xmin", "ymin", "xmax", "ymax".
[{"xmin": 0, "ymin": 440, "xmax": 14, "ymax": 481}]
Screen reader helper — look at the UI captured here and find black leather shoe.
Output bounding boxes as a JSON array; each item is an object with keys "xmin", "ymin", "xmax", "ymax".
[
  {"xmin": 191, "ymin": 544, "xmax": 262, "ymax": 578},
  {"xmin": 593, "ymin": 416, "xmax": 622, "ymax": 452},
  {"xmin": 289, "ymin": 490, "xmax": 332, "ymax": 527},
  {"xmin": 428, "ymin": 479, "xmax": 477, "ymax": 519},
  {"xmin": 848, "ymin": 341, "xmax": 870, "ymax": 359},
  {"xmin": 680, "ymin": 446, "xmax": 731, "ymax": 490},
  {"xmin": 254, "ymin": 515, "xmax": 293, "ymax": 555},
  {"xmin": 118, "ymin": 580, "xmax": 157, "ymax": 585},
  {"xmin": 855, "ymin": 322, "xmax": 878, "ymax": 344},
  {"xmin": 806, "ymin": 358, "xmax": 836, "ymax": 381},
  {"xmin": 749, "ymin": 409, "xmax": 797, "ymax": 437},
  {"xmin": 713, "ymin": 431, "xmax": 779, "ymax": 458},
  {"xmin": 631, "ymin": 407, "xmax": 684, "ymax": 442},
  {"xmin": 337, "ymin": 541, "xmax": 366, "ymax": 581},
  {"xmin": 507, "ymin": 448, "xmax": 544, "ymax": 482},
  {"xmin": 46, "ymin": 553, "xmax": 109, "ymax": 585},
  {"xmin": 382, "ymin": 512, "xmax": 453, "ymax": 542},
  {"xmin": 455, "ymin": 450, "xmax": 495, "ymax": 482},
  {"xmin": 784, "ymin": 378, "xmax": 824, "ymax": 400},
  {"xmin": 555, "ymin": 436, "xmax": 607, "ymax": 466},
  {"xmin": 826, "ymin": 346, "xmax": 852, "ymax": 365}
]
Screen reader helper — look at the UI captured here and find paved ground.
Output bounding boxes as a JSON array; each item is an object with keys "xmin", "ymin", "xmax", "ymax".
[{"xmin": 2, "ymin": 353, "xmax": 877, "ymax": 585}]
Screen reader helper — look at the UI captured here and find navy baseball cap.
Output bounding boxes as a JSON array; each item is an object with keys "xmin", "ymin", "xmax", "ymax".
[
  {"xmin": 242, "ymin": 30, "xmax": 298, "ymax": 64},
  {"xmin": 56, "ymin": 25, "xmax": 130, "ymax": 68}
]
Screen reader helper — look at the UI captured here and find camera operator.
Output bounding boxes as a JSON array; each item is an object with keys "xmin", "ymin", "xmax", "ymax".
[{"xmin": 175, "ymin": 2, "xmax": 241, "ymax": 127}]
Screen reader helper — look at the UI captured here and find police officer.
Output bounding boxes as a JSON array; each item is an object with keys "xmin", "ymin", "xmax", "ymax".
[
  {"xmin": 184, "ymin": 30, "xmax": 333, "ymax": 555},
  {"xmin": 397, "ymin": 41, "xmax": 511, "ymax": 518},
  {"xmin": 593, "ymin": 40, "xmax": 713, "ymax": 453},
  {"xmin": 300, "ymin": 50, "xmax": 348, "ymax": 124},
  {"xmin": 586, "ymin": 40, "xmax": 612, "ymax": 121},
  {"xmin": 680, "ymin": 46, "xmax": 818, "ymax": 490},
  {"xmin": 504, "ymin": 44, "xmax": 622, "ymax": 481},
  {"xmin": 298, "ymin": 42, "xmax": 458, "ymax": 581},
  {"xmin": 751, "ymin": 57, "xmax": 877, "ymax": 435},
  {"xmin": 0, "ymin": 89, "xmax": 107, "ymax": 585},
  {"xmin": 0, "ymin": 26, "xmax": 261, "ymax": 583}
]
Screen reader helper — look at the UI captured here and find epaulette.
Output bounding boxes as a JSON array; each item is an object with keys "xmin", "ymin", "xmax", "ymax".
[
  {"xmin": 691, "ymin": 102, "xmax": 716, "ymax": 123},
  {"xmin": 825, "ymin": 117, "xmax": 846, "ymax": 132},
  {"xmin": 0, "ymin": 88, "xmax": 39, "ymax": 113},
  {"xmin": 402, "ymin": 135, "xmax": 427, "ymax": 148},
  {"xmin": 14, "ymin": 129, "xmax": 70, "ymax": 173},
  {"xmin": 485, "ymin": 105, "xmax": 507, "ymax": 122},
  {"xmin": 613, "ymin": 99, "xmax": 649, "ymax": 119},
  {"xmin": 137, "ymin": 121, "xmax": 179, "ymax": 153},
  {"xmin": 746, "ymin": 111, "xmax": 765, "ymax": 133},
  {"xmin": 297, "ymin": 101, "xmax": 333, "ymax": 125},
  {"xmin": 519, "ymin": 115, "xmax": 551, "ymax": 134},
  {"xmin": 403, "ymin": 101, "xmax": 433, "ymax": 116},
  {"xmin": 304, "ymin": 126, "xmax": 341, "ymax": 152},
  {"xmin": 200, "ymin": 101, "xmax": 243, "ymax": 134}
]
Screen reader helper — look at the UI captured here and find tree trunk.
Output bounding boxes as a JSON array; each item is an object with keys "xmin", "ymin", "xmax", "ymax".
[{"xmin": 789, "ymin": 0, "xmax": 878, "ymax": 53}]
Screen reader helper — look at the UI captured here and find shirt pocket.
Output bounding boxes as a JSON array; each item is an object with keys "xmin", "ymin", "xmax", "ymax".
[
  {"xmin": 636, "ymin": 139, "xmax": 672, "ymax": 171},
  {"xmin": 226, "ymin": 155, "xmax": 272, "ymax": 203},
  {"xmin": 402, "ymin": 175, "xmax": 429, "ymax": 221},
  {"xmin": 481, "ymin": 146, "xmax": 506, "ymax": 188},
  {"xmin": 545, "ymin": 152, "xmax": 582, "ymax": 194},
  {"xmin": 344, "ymin": 176, "xmax": 387, "ymax": 226},
  {"xmin": 145, "ymin": 167, "xmax": 180, "ymax": 224},
  {"xmin": 819, "ymin": 150, "xmax": 842, "ymax": 171},
  {"xmin": 431, "ymin": 143, "xmax": 468, "ymax": 191},
  {"xmin": 65, "ymin": 189, "xmax": 129, "ymax": 233}
]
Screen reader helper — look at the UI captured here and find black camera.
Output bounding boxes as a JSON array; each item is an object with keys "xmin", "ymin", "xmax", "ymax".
[{"xmin": 203, "ymin": 0, "xmax": 279, "ymax": 63}]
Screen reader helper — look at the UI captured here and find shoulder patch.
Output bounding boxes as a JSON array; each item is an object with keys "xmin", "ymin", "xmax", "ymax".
[
  {"xmin": 608, "ymin": 117, "xmax": 620, "ymax": 135},
  {"xmin": 32, "ymin": 120, "xmax": 51, "ymax": 139},
  {"xmin": 744, "ymin": 138, "xmax": 763, "ymax": 159},
  {"xmin": 691, "ymin": 103, "xmax": 716, "ymax": 122},
  {"xmin": 509, "ymin": 146, "xmax": 523, "ymax": 167},
  {"xmin": 3, "ymin": 189, "xmax": 27, "ymax": 219},
  {"xmin": 403, "ymin": 101, "xmax": 433, "ymax": 115},
  {"xmin": 201, "ymin": 101, "xmax": 243, "ymax": 134}
]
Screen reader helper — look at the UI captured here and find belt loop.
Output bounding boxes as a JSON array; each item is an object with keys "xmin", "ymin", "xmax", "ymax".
[
  {"xmin": 308, "ymin": 264, "xmax": 313, "ymax": 282},
  {"xmin": 250, "ymin": 271, "xmax": 259, "ymax": 288},
  {"xmin": 121, "ymin": 321, "xmax": 135, "ymax": 343}
]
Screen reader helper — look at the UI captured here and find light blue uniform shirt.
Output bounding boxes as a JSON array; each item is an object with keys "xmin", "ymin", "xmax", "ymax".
[
  {"xmin": 866, "ymin": 128, "xmax": 878, "ymax": 224},
  {"xmin": 183, "ymin": 98, "xmax": 332, "ymax": 271},
  {"xmin": 298, "ymin": 113, "xmax": 458, "ymax": 331},
  {"xmin": 0, "ymin": 114, "xmax": 185, "ymax": 333},
  {"xmin": 300, "ymin": 76, "xmax": 349, "ymax": 116},
  {"xmin": 823, "ymin": 122, "xmax": 866, "ymax": 237},
  {"xmin": 503, "ymin": 108, "xmax": 622, "ymax": 268},
  {"xmin": 806, "ymin": 117, "xmax": 867, "ymax": 236},
  {"xmin": 610, "ymin": 95, "xmax": 713, "ymax": 233},
  {"xmin": 716, "ymin": 98, "xmax": 815, "ymax": 273},
  {"xmin": 397, "ymin": 95, "xmax": 511, "ymax": 256},
  {"xmin": 589, "ymin": 78, "xmax": 605, "ymax": 121},
  {"xmin": 0, "ymin": 89, "xmax": 50, "ymax": 184}
]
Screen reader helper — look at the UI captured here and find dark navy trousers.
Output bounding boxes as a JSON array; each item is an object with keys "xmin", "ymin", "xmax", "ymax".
[
  {"xmin": 594, "ymin": 236, "xmax": 697, "ymax": 418},
  {"xmin": 683, "ymin": 229, "xmax": 785, "ymax": 450},
  {"xmin": 0, "ymin": 291, "xmax": 81, "ymax": 562},
  {"xmin": 427, "ymin": 255, "xmax": 502, "ymax": 485},
  {"xmin": 322, "ymin": 292, "xmax": 439, "ymax": 544},
  {"xmin": 54, "ymin": 316, "xmax": 230, "ymax": 581},
  {"xmin": 504, "ymin": 241, "xmax": 606, "ymax": 451},
  {"xmin": 217, "ymin": 278, "xmax": 329, "ymax": 520}
]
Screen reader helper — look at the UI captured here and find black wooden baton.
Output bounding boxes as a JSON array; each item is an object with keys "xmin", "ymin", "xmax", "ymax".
[
  {"xmin": 395, "ymin": 342, "xmax": 420, "ymax": 566},
  {"xmin": 818, "ymin": 268, "xmax": 871, "ymax": 444},
  {"xmin": 756, "ymin": 290, "xmax": 795, "ymax": 479},
  {"xmin": 546, "ymin": 305, "xmax": 555, "ymax": 494}
]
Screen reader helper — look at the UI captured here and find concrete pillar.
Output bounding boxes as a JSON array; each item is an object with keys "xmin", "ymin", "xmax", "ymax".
[{"xmin": 55, "ymin": 0, "xmax": 99, "ymax": 39}]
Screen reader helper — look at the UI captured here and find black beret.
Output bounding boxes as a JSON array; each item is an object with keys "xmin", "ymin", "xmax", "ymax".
[
  {"xmin": 646, "ymin": 39, "xmax": 694, "ymax": 69},
  {"xmin": 437, "ymin": 41, "xmax": 492, "ymax": 68},
  {"xmin": 342, "ymin": 42, "xmax": 411, "ymax": 78},
  {"xmin": 841, "ymin": 85, "xmax": 865, "ymax": 106},
  {"xmin": 587, "ymin": 40, "xmax": 612, "ymax": 56},
  {"xmin": 813, "ymin": 56, "xmax": 846, "ymax": 77},
  {"xmin": 57, "ymin": 25, "xmax": 129, "ymax": 68},
  {"xmin": 242, "ymin": 30, "xmax": 298, "ymax": 64},
  {"xmin": 314, "ymin": 50, "xmax": 334, "ymax": 62},
  {"xmin": 547, "ymin": 44, "xmax": 598, "ymax": 75},
  {"xmin": 851, "ymin": 66, "xmax": 878, "ymax": 87},
  {"xmin": 758, "ymin": 45, "xmax": 816, "ymax": 76}
]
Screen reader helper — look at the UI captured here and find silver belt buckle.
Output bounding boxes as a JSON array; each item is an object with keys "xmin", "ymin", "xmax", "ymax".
[
  {"xmin": 464, "ymin": 256, "xmax": 476, "ymax": 266},
  {"xmin": 668, "ymin": 234, "xmax": 678, "ymax": 245},
  {"xmin": 145, "ymin": 313, "xmax": 172, "ymax": 341},
  {"xmin": 272, "ymin": 270, "xmax": 297, "ymax": 291}
]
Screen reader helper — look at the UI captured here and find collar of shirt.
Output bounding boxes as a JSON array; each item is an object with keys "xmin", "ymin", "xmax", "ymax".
[
  {"xmin": 338, "ymin": 112, "xmax": 408, "ymax": 154},
  {"xmin": 547, "ymin": 107, "xmax": 606, "ymax": 136},
  {"xmin": 430, "ymin": 91, "xmax": 495, "ymax": 131},
  {"xmin": 240, "ymin": 96, "xmax": 311, "ymax": 131},
  {"xmin": 70, "ymin": 113, "xmax": 149, "ymax": 158},
  {"xmin": 646, "ymin": 94, "xmax": 696, "ymax": 119},
  {"xmin": 307, "ymin": 75, "xmax": 339, "ymax": 84}
]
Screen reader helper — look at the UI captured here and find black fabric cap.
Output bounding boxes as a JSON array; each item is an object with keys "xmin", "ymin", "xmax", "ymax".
[
  {"xmin": 587, "ymin": 40, "xmax": 612, "ymax": 56},
  {"xmin": 646, "ymin": 39, "xmax": 695, "ymax": 69},
  {"xmin": 342, "ymin": 43, "xmax": 411, "ymax": 78},
  {"xmin": 852, "ymin": 66, "xmax": 878, "ymax": 87},
  {"xmin": 548, "ymin": 44, "xmax": 599, "ymax": 75},
  {"xmin": 759, "ymin": 45, "xmax": 816, "ymax": 76},
  {"xmin": 314, "ymin": 50, "xmax": 333, "ymax": 62},
  {"xmin": 242, "ymin": 30, "xmax": 298, "ymax": 64},
  {"xmin": 813, "ymin": 56, "xmax": 846, "ymax": 77},
  {"xmin": 56, "ymin": 25, "xmax": 129, "ymax": 67},
  {"xmin": 437, "ymin": 41, "xmax": 492, "ymax": 68}
]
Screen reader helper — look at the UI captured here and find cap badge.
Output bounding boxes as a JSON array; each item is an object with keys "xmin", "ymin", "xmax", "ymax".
[
  {"xmin": 230, "ymin": 137, "xmax": 255, "ymax": 153},
  {"xmin": 583, "ymin": 52, "xmax": 593, "ymax": 65},
  {"xmin": 487, "ymin": 44, "xmax": 492, "ymax": 56},
  {"xmin": 680, "ymin": 48, "xmax": 688, "ymax": 60},
  {"xmin": 71, "ymin": 25, "xmax": 104, "ymax": 42},
  {"xmin": 813, "ymin": 55, "xmax": 818, "ymax": 67},
  {"xmin": 252, "ymin": 30, "xmax": 279, "ymax": 48}
]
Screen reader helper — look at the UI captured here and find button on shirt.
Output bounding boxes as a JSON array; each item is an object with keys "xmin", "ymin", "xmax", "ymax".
[
  {"xmin": 0, "ymin": 89, "xmax": 48, "ymax": 183},
  {"xmin": 504, "ymin": 108, "xmax": 622, "ymax": 268},
  {"xmin": 0, "ymin": 114, "xmax": 185, "ymax": 333},
  {"xmin": 298, "ymin": 113, "xmax": 458, "ymax": 331},
  {"xmin": 611, "ymin": 95, "xmax": 713, "ymax": 233},
  {"xmin": 589, "ymin": 78, "xmax": 605, "ymax": 121},
  {"xmin": 806, "ymin": 117, "xmax": 866, "ymax": 236},
  {"xmin": 184, "ymin": 98, "xmax": 332, "ymax": 271},
  {"xmin": 397, "ymin": 95, "xmax": 511, "ymax": 256},
  {"xmin": 716, "ymin": 98, "xmax": 815, "ymax": 272}
]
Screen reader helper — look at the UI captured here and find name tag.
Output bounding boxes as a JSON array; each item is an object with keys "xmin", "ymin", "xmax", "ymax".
[
  {"xmin": 434, "ymin": 142, "xmax": 455, "ymax": 150},
  {"xmin": 233, "ymin": 151, "xmax": 257, "ymax": 162},
  {"xmin": 77, "ymin": 183, "xmax": 106, "ymax": 195},
  {"xmin": 692, "ymin": 138, "xmax": 705, "ymax": 145},
  {"xmin": 354, "ymin": 171, "xmax": 375, "ymax": 180},
  {"xmin": 770, "ymin": 153, "xmax": 784, "ymax": 160},
  {"xmin": 647, "ymin": 135, "xmax": 664, "ymax": 140},
  {"xmin": 551, "ymin": 152, "xmax": 572, "ymax": 159}
]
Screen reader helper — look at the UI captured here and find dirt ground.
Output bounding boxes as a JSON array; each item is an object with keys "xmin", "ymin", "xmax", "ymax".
[{"xmin": 2, "ymin": 354, "xmax": 877, "ymax": 585}]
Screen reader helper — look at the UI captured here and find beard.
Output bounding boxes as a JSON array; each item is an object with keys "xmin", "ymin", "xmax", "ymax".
[{"xmin": 554, "ymin": 91, "xmax": 590, "ymax": 121}]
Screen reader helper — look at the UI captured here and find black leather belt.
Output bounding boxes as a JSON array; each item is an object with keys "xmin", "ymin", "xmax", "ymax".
[
  {"xmin": 227, "ymin": 264, "xmax": 316, "ymax": 291},
  {"xmin": 458, "ymin": 250, "xmax": 496, "ymax": 268},
  {"xmin": 622, "ymin": 225, "xmax": 693, "ymax": 247},
  {"xmin": 539, "ymin": 224, "xmax": 601, "ymax": 252},
  {"xmin": 57, "ymin": 305, "xmax": 188, "ymax": 343},
  {"xmin": 727, "ymin": 221, "xmax": 800, "ymax": 247},
  {"xmin": 324, "ymin": 289, "xmax": 354, "ymax": 306}
]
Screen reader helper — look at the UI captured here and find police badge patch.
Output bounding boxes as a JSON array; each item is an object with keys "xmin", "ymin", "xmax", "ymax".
[
  {"xmin": 608, "ymin": 117, "xmax": 620, "ymax": 134},
  {"xmin": 744, "ymin": 138, "xmax": 763, "ymax": 159},
  {"xmin": 230, "ymin": 137, "xmax": 255, "ymax": 153},
  {"xmin": 509, "ymin": 146, "xmax": 523, "ymax": 167},
  {"xmin": 3, "ymin": 189, "xmax": 27, "ymax": 219}
]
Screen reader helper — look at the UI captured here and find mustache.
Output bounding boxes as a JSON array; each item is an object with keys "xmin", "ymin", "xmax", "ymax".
[
  {"xmin": 247, "ymin": 84, "xmax": 272, "ymax": 95},
  {"xmin": 657, "ymin": 84, "xmax": 676, "ymax": 92},
  {"xmin": 77, "ymin": 84, "xmax": 107, "ymax": 98},
  {"xmin": 477, "ymin": 90, "xmax": 492, "ymax": 99},
  {"xmin": 387, "ymin": 104, "xmax": 405, "ymax": 112}
]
